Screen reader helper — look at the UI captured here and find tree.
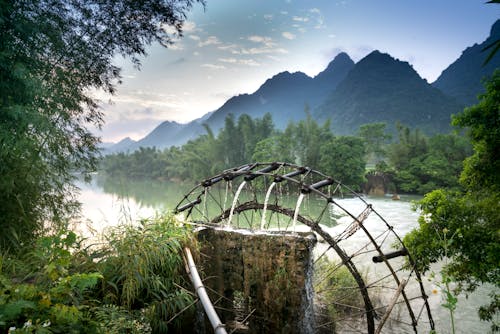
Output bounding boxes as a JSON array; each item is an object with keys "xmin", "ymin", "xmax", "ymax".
[
  {"xmin": 292, "ymin": 110, "xmax": 333, "ymax": 167},
  {"xmin": 0, "ymin": 0, "xmax": 203, "ymax": 250},
  {"xmin": 404, "ymin": 71, "xmax": 500, "ymax": 331},
  {"xmin": 357, "ymin": 122, "xmax": 391, "ymax": 164},
  {"xmin": 319, "ymin": 136, "xmax": 366, "ymax": 190}
]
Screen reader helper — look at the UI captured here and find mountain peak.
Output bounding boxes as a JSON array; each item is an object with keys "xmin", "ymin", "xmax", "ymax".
[
  {"xmin": 256, "ymin": 70, "xmax": 312, "ymax": 95},
  {"xmin": 363, "ymin": 50, "xmax": 395, "ymax": 63},
  {"xmin": 326, "ymin": 52, "xmax": 353, "ymax": 68},
  {"xmin": 269, "ymin": 70, "xmax": 310, "ymax": 81},
  {"xmin": 317, "ymin": 52, "xmax": 354, "ymax": 78},
  {"xmin": 313, "ymin": 52, "xmax": 355, "ymax": 93},
  {"xmin": 490, "ymin": 19, "xmax": 500, "ymax": 38},
  {"xmin": 354, "ymin": 50, "xmax": 422, "ymax": 82},
  {"xmin": 433, "ymin": 19, "xmax": 500, "ymax": 105}
]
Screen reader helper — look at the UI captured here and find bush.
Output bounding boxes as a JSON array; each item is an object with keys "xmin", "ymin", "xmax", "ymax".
[{"xmin": 0, "ymin": 214, "xmax": 196, "ymax": 333}]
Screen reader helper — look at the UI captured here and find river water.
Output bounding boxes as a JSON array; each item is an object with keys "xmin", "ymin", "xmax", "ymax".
[{"xmin": 75, "ymin": 176, "xmax": 495, "ymax": 334}]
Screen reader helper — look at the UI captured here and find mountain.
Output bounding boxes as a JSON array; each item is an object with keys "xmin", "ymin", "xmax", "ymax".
[
  {"xmin": 131, "ymin": 120, "xmax": 204, "ymax": 150},
  {"xmin": 105, "ymin": 121, "xmax": 203, "ymax": 154},
  {"xmin": 108, "ymin": 18, "xmax": 500, "ymax": 153},
  {"xmin": 314, "ymin": 52, "xmax": 356, "ymax": 94},
  {"xmin": 103, "ymin": 137, "xmax": 136, "ymax": 154},
  {"xmin": 433, "ymin": 19, "xmax": 500, "ymax": 106},
  {"xmin": 203, "ymin": 52, "xmax": 355, "ymax": 130},
  {"xmin": 315, "ymin": 51, "xmax": 464, "ymax": 134}
]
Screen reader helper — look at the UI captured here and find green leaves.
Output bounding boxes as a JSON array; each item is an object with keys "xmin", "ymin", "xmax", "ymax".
[
  {"xmin": 0, "ymin": 213, "xmax": 196, "ymax": 333},
  {"xmin": 0, "ymin": 0, "xmax": 203, "ymax": 251},
  {"xmin": 98, "ymin": 215, "xmax": 195, "ymax": 330},
  {"xmin": 404, "ymin": 72, "xmax": 500, "ymax": 331}
]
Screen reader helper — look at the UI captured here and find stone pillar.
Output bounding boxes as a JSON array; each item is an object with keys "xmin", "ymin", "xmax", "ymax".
[{"xmin": 196, "ymin": 228, "xmax": 316, "ymax": 334}]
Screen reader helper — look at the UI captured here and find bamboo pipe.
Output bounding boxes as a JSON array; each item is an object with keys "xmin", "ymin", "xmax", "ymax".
[{"xmin": 184, "ymin": 247, "xmax": 227, "ymax": 334}]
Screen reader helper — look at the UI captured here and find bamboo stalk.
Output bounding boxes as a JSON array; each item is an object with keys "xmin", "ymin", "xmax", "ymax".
[{"xmin": 375, "ymin": 279, "xmax": 407, "ymax": 334}]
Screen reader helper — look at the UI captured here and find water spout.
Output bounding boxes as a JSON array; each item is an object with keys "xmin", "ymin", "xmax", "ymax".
[
  {"xmin": 203, "ymin": 187, "xmax": 208, "ymax": 219},
  {"xmin": 292, "ymin": 193, "xmax": 305, "ymax": 232},
  {"xmin": 223, "ymin": 181, "xmax": 229, "ymax": 213},
  {"xmin": 260, "ymin": 182, "xmax": 277, "ymax": 230},
  {"xmin": 227, "ymin": 181, "xmax": 247, "ymax": 227}
]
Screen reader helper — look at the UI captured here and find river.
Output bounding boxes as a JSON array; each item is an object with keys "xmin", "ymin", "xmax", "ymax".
[{"xmin": 75, "ymin": 176, "xmax": 495, "ymax": 334}]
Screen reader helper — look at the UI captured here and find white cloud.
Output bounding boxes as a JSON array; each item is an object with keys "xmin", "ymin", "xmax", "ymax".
[
  {"xmin": 264, "ymin": 14, "xmax": 273, "ymax": 20},
  {"xmin": 282, "ymin": 32, "xmax": 296, "ymax": 40},
  {"xmin": 168, "ymin": 43, "xmax": 184, "ymax": 51},
  {"xmin": 222, "ymin": 36, "xmax": 287, "ymax": 55},
  {"xmin": 247, "ymin": 35, "xmax": 277, "ymax": 48},
  {"xmin": 218, "ymin": 43, "xmax": 239, "ymax": 51},
  {"xmin": 162, "ymin": 24, "xmax": 179, "ymax": 36},
  {"xmin": 201, "ymin": 63, "xmax": 226, "ymax": 70},
  {"xmin": 267, "ymin": 55, "xmax": 281, "ymax": 62},
  {"xmin": 189, "ymin": 35, "xmax": 201, "ymax": 41},
  {"xmin": 310, "ymin": 8, "xmax": 321, "ymax": 14},
  {"xmin": 105, "ymin": 91, "xmax": 187, "ymax": 122},
  {"xmin": 183, "ymin": 21, "xmax": 197, "ymax": 32},
  {"xmin": 293, "ymin": 16, "xmax": 309, "ymax": 22},
  {"xmin": 237, "ymin": 47, "xmax": 288, "ymax": 55},
  {"xmin": 248, "ymin": 35, "xmax": 270, "ymax": 43},
  {"xmin": 219, "ymin": 58, "xmax": 238, "ymax": 63},
  {"xmin": 218, "ymin": 57, "xmax": 260, "ymax": 67},
  {"xmin": 198, "ymin": 36, "xmax": 221, "ymax": 47},
  {"xmin": 280, "ymin": 11, "xmax": 288, "ymax": 15},
  {"xmin": 240, "ymin": 59, "xmax": 260, "ymax": 66}
]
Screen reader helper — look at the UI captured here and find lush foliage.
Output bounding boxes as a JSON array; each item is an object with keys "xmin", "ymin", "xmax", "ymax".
[
  {"xmin": 0, "ymin": 215, "xmax": 195, "ymax": 333},
  {"xmin": 103, "ymin": 113, "xmax": 473, "ymax": 196},
  {"xmin": 102, "ymin": 113, "xmax": 370, "ymax": 190},
  {"xmin": 386, "ymin": 124, "xmax": 472, "ymax": 194},
  {"xmin": 0, "ymin": 0, "xmax": 202, "ymax": 251},
  {"xmin": 314, "ymin": 257, "xmax": 364, "ymax": 327},
  {"xmin": 357, "ymin": 122, "xmax": 392, "ymax": 165},
  {"xmin": 404, "ymin": 71, "xmax": 500, "ymax": 331}
]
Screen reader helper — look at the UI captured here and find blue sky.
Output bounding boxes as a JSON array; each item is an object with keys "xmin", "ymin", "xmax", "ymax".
[{"xmin": 99, "ymin": 0, "xmax": 499, "ymax": 142}]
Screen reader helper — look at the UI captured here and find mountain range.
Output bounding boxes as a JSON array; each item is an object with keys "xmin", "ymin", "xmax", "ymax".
[{"xmin": 105, "ymin": 19, "xmax": 500, "ymax": 154}]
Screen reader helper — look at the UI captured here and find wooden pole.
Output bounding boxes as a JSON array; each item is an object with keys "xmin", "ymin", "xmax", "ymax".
[{"xmin": 375, "ymin": 279, "xmax": 407, "ymax": 334}]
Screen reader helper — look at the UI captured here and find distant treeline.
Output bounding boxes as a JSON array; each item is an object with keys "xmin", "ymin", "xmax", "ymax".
[{"xmin": 101, "ymin": 113, "xmax": 472, "ymax": 194}]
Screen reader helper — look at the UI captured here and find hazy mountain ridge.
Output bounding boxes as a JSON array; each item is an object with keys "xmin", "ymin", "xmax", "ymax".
[
  {"xmin": 203, "ymin": 52, "xmax": 355, "ymax": 130},
  {"xmin": 315, "ymin": 50, "xmax": 464, "ymax": 134},
  {"xmin": 106, "ymin": 20, "xmax": 499, "ymax": 153},
  {"xmin": 432, "ymin": 19, "xmax": 500, "ymax": 106}
]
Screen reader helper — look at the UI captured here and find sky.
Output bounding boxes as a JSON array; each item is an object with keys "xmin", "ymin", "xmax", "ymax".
[{"xmin": 98, "ymin": 0, "xmax": 499, "ymax": 143}]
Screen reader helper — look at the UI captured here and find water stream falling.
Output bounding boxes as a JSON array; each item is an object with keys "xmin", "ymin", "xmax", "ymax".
[
  {"xmin": 292, "ymin": 193, "xmax": 305, "ymax": 232},
  {"xmin": 260, "ymin": 182, "xmax": 277, "ymax": 230},
  {"xmin": 203, "ymin": 187, "xmax": 208, "ymax": 219},
  {"xmin": 222, "ymin": 181, "xmax": 229, "ymax": 213},
  {"xmin": 227, "ymin": 181, "xmax": 247, "ymax": 227}
]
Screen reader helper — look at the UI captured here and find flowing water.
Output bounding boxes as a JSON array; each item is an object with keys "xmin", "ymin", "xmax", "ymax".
[
  {"xmin": 76, "ymin": 176, "xmax": 496, "ymax": 334},
  {"xmin": 261, "ymin": 181, "xmax": 277, "ymax": 230},
  {"xmin": 227, "ymin": 181, "xmax": 247, "ymax": 227}
]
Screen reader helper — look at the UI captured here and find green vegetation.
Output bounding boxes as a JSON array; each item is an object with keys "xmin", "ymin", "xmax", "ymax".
[
  {"xmin": 314, "ymin": 257, "xmax": 364, "ymax": 326},
  {"xmin": 0, "ymin": 215, "xmax": 195, "ymax": 333},
  {"xmin": 404, "ymin": 71, "xmax": 500, "ymax": 332},
  {"xmin": 0, "ymin": 0, "xmax": 202, "ymax": 251},
  {"xmin": 102, "ymin": 112, "xmax": 370, "ymax": 190},
  {"xmin": 102, "ymin": 113, "xmax": 473, "ymax": 195},
  {"xmin": 386, "ymin": 124, "xmax": 472, "ymax": 194},
  {"xmin": 0, "ymin": 1, "xmax": 203, "ymax": 332}
]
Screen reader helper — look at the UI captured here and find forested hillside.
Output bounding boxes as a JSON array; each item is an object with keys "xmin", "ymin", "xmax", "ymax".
[{"xmin": 101, "ymin": 113, "xmax": 472, "ymax": 195}]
